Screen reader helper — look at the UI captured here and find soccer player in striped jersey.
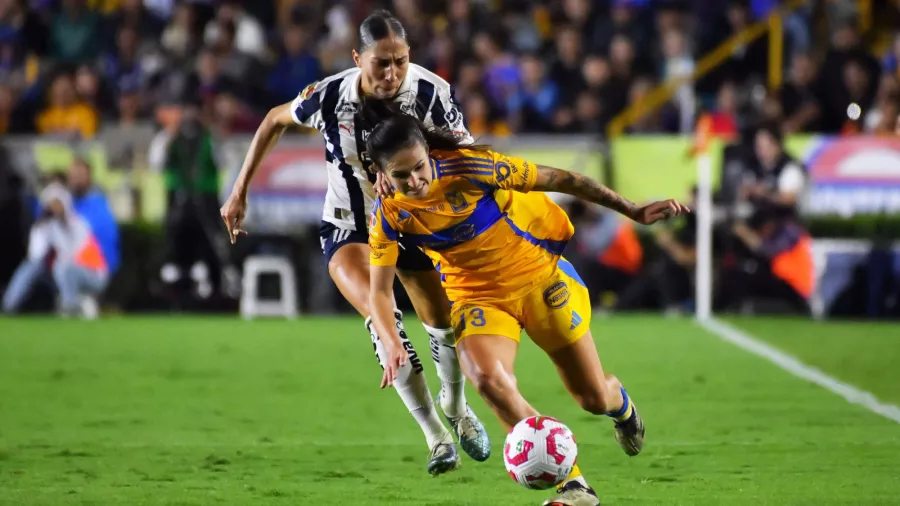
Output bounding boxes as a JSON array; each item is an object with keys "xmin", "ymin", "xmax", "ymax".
[
  {"xmin": 363, "ymin": 113, "xmax": 687, "ymax": 505},
  {"xmin": 220, "ymin": 10, "xmax": 489, "ymax": 475}
]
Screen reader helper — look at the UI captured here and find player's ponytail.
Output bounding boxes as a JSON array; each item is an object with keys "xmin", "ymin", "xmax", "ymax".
[{"xmin": 358, "ymin": 9, "xmax": 407, "ymax": 53}]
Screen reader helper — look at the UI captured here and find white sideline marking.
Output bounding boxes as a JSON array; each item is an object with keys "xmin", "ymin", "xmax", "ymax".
[{"xmin": 698, "ymin": 318, "xmax": 900, "ymax": 424}]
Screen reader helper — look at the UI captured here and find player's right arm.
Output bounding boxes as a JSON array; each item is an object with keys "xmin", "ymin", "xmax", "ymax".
[
  {"xmin": 368, "ymin": 200, "xmax": 407, "ymax": 388},
  {"xmin": 470, "ymin": 149, "xmax": 689, "ymax": 225},
  {"xmin": 221, "ymin": 82, "xmax": 322, "ymax": 243}
]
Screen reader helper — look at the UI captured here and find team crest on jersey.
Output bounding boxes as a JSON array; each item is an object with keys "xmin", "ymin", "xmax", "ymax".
[
  {"xmin": 495, "ymin": 162, "xmax": 512, "ymax": 183},
  {"xmin": 445, "ymin": 191, "xmax": 468, "ymax": 213},
  {"xmin": 543, "ymin": 281, "xmax": 570, "ymax": 309},
  {"xmin": 300, "ymin": 82, "xmax": 317, "ymax": 100}
]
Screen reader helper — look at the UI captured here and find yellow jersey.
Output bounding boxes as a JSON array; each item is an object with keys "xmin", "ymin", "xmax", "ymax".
[{"xmin": 369, "ymin": 148, "xmax": 574, "ymax": 301}]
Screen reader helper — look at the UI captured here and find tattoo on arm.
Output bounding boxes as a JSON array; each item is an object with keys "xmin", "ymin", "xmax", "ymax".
[{"xmin": 534, "ymin": 165, "xmax": 638, "ymax": 219}]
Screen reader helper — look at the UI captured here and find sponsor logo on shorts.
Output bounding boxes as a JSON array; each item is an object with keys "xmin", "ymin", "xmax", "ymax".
[{"xmin": 543, "ymin": 281, "xmax": 570, "ymax": 309}]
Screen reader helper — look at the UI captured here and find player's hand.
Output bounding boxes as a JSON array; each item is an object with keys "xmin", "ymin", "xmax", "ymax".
[
  {"xmin": 374, "ymin": 171, "xmax": 394, "ymax": 199},
  {"xmin": 220, "ymin": 192, "xmax": 249, "ymax": 244},
  {"xmin": 380, "ymin": 338, "xmax": 407, "ymax": 389},
  {"xmin": 633, "ymin": 199, "xmax": 689, "ymax": 225}
]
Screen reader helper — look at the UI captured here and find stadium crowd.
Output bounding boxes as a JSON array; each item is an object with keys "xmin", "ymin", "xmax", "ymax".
[
  {"xmin": 1, "ymin": 0, "xmax": 898, "ymax": 141},
  {"xmin": 2, "ymin": 0, "xmax": 900, "ymax": 319}
]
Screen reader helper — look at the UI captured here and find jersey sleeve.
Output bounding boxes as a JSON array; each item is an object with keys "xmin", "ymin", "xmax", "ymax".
[
  {"xmin": 369, "ymin": 199, "xmax": 400, "ymax": 267},
  {"xmin": 429, "ymin": 85, "xmax": 474, "ymax": 145},
  {"xmin": 289, "ymin": 81, "xmax": 324, "ymax": 129},
  {"xmin": 487, "ymin": 150, "xmax": 538, "ymax": 192}
]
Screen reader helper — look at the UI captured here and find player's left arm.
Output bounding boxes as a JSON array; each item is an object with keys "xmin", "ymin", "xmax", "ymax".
[
  {"xmin": 368, "ymin": 202, "xmax": 408, "ymax": 388},
  {"xmin": 532, "ymin": 165, "xmax": 690, "ymax": 226}
]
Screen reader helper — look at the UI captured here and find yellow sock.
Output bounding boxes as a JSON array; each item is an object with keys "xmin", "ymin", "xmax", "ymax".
[
  {"xmin": 564, "ymin": 464, "xmax": 587, "ymax": 486},
  {"xmin": 609, "ymin": 387, "xmax": 634, "ymax": 422}
]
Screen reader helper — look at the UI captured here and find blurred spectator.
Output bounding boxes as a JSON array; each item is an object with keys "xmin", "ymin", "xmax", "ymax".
[
  {"xmin": 425, "ymin": 33, "xmax": 455, "ymax": 83},
  {"xmin": 266, "ymin": 23, "xmax": 321, "ymax": 105},
  {"xmin": 148, "ymin": 91, "xmax": 233, "ymax": 305},
  {"xmin": 107, "ymin": 0, "xmax": 164, "ymax": 43},
  {"xmin": 66, "ymin": 158, "xmax": 120, "ymax": 282},
  {"xmin": 75, "ymin": 64, "xmax": 115, "ymax": 118},
  {"xmin": 36, "ymin": 72, "xmax": 98, "ymax": 139},
  {"xmin": 213, "ymin": 87, "xmax": 261, "ymax": 135},
  {"xmin": 834, "ymin": 57, "xmax": 877, "ymax": 134},
  {"xmin": 509, "ymin": 54, "xmax": 559, "ymax": 133},
  {"xmin": 661, "ymin": 28, "xmax": 695, "ymax": 133},
  {"xmin": 550, "ymin": 25, "xmax": 584, "ymax": 100},
  {"xmin": 0, "ymin": 0, "xmax": 48, "ymax": 57},
  {"xmin": 392, "ymin": 0, "xmax": 429, "ymax": 52},
  {"xmin": 101, "ymin": 81, "xmax": 155, "ymax": 170},
  {"xmin": 592, "ymin": 0, "xmax": 645, "ymax": 56},
  {"xmin": 882, "ymin": 33, "xmax": 900, "ymax": 80},
  {"xmin": 2, "ymin": 168, "xmax": 117, "ymax": 319},
  {"xmin": 454, "ymin": 59, "xmax": 484, "ymax": 105},
  {"xmin": 571, "ymin": 90, "xmax": 603, "ymax": 133},
  {"xmin": 565, "ymin": 200, "xmax": 644, "ymax": 310},
  {"xmin": 616, "ymin": 188, "xmax": 698, "ymax": 314},
  {"xmin": 781, "ymin": 52, "xmax": 823, "ymax": 133},
  {"xmin": 203, "ymin": 0, "xmax": 266, "ymax": 61},
  {"xmin": 626, "ymin": 76, "xmax": 659, "ymax": 132},
  {"xmin": 472, "ymin": 31, "xmax": 519, "ymax": 115},
  {"xmin": 864, "ymin": 74, "xmax": 900, "ymax": 134},
  {"xmin": 718, "ymin": 215, "xmax": 813, "ymax": 315},
  {"xmin": 213, "ymin": 20, "xmax": 258, "ymax": 93},
  {"xmin": 160, "ymin": 1, "xmax": 199, "ymax": 62},
  {"xmin": 462, "ymin": 92, "xmax": 510, "ymax": 137},
  {"xmin": 820, "ymin": 20, "xmax": 880, "ymax": 131},
  {"xmin": 316, "ymin": 4, "xmax": 354, "ymax": 73},
  {"xmin": 100, "ymin": 24, "xmax": 150, "ymax": 94},
  {"xmin": 50, "ymin": 0, "xmax": 104, "ymax": 65},
  {"xmin": 741, "ymin": 123, "xmax": 806, "ymax": 217},
  {"xmin": 0, "ymin": 82, "xmax": 31, "ymax": 133}
]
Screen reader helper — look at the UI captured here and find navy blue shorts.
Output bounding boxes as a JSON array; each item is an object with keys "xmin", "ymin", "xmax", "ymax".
[{"xmin": 318, "ymin": 221, "xmax": 434, "ymax": 271}]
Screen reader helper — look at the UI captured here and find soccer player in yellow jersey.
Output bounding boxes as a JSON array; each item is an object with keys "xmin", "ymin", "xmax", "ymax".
[{"xmin": 365, "ymin": 113, "xmax": 687, "ymax": 506}]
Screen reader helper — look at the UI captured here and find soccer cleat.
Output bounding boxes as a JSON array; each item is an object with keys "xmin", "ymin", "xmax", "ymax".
[
  {"xmin": 442, "ymin": 403, "xmax": 491, "ymax": 462},
  {"xmin": 427, "ymin": 435, "xmax": 461, "ymax": 476},
  {"xmin": 614, "ymin": 403, "xmax": 645, "ymax": 456},
  {"xmin": 542, "ymin": 481, "xmax": 601, "ymax": 506}
]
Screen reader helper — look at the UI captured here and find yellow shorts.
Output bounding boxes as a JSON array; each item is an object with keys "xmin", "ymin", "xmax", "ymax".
[{"xmin": 450, "ymin": 258, "xmax": 592, "ymax": 353}]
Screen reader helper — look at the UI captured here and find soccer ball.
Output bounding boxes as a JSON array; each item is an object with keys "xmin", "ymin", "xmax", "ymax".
[{"xmin": 504, "ymin": 416, "xmax": 578, "ymax": 490}]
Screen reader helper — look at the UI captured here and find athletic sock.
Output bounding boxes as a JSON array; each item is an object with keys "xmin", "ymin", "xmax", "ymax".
[
  {"xmin": 366, "ymin": 313, "xmax": 449, "ymax": 448},
  {"xmin": 606, "ymin": 386, "xmax": 634, "ymax": 423},
  {"xmin": 422, "ymin": 323, "xmax": 467, "ymax": 419}
]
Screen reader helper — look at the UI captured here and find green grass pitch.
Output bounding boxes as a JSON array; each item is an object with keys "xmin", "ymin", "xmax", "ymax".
[{"xmin": 0, "ymin": 315, "xmax": 898, "ymax": 505}]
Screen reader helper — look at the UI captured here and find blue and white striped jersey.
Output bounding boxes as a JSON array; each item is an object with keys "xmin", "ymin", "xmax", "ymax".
[{"xmin": 290, "ymin": 64, "xmax": 473, "ymax": 232}]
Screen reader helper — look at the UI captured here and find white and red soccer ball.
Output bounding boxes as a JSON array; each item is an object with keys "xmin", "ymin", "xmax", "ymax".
[{"xmin": 503, "ymin": 416, "xmax": 578, "ymax": 490}]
